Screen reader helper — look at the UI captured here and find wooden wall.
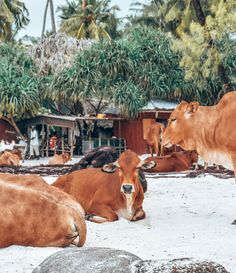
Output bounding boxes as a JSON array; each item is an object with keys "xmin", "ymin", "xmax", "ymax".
[
  {"xmin": 114, "ymin": 119, "xmax": 147, "ymax": 154},
  {"xmin": 0, "ymin": 120, "xmax": 17, "ymax": 142},
  {"xmin": 113, "ymin": 111, "xmax": 172, "ymax": 155}
]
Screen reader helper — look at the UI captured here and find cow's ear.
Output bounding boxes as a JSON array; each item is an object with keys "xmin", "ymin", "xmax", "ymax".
[
  {"xmin": 177, "ymin": 101, "xmax": 188, "ymax": 111},
  {"xmin": 186, "ymin": 102, "xmax": 199, "ymax": 114},
  {"xmin": 102, "ymin": 162, "xmax": 119, "ymax": 173},
  {"xmin": 139, "ymin": 160, "xmax": 156, "ymax": 170}
]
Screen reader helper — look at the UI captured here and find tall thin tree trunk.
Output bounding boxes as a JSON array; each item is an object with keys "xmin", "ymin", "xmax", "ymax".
[
  {"xmin": 1, "ymin": 116, "xmax": 24, "ymax": 140},
  {"xmin": 191, "ymin": 0, "xmax": 233, "ymax": 91},
  {"xmin": 82, "ymin": 0, "xmax": 86, "ymax": 11},
  {"xmin": 192, "ymin": 0, "xmax": 205, "ymax": 26},
  {"xmin": 41, "ymin": 0, "xmax": 49, "ymax": 39},
  {"xmin": 49, "ymin": 0, "xmax": 56, "ymax": 34}
]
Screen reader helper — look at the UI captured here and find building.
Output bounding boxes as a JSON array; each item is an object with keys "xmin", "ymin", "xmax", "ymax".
[
  {"xmin": 0, "ymin": 120, "xmax": 17, "ymax": 142},
  {"xmin": 113, "ymin": 100, "xmax": 178, "ymax": 154}
]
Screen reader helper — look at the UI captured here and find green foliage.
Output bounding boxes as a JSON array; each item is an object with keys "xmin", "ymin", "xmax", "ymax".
[
  {"xmin": 52, "ymin": 26, "xmax": 189, "ymax": 117},
  {"xmin": 129, "ymin": 0, "xmax": 178, "ymax": 33},
  {"xmin": 171, "ymin": 0, "xmax": 236, "ymax": 104},
  {"xmin": 57, "ymin": 0, "xmax": 120, "ymax": 40},
  {"xmin": 0, "ymin": 0, "xmax": 29, "ymax": 41},
  {"xmin": 0, "ymin": 43, "xmax": 40, "ymax": 118}
]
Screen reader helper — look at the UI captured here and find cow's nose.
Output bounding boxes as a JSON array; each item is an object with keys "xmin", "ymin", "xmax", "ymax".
[{"xmin": 122, "ymin": 184, "xmax": 133, "ymax": 194}]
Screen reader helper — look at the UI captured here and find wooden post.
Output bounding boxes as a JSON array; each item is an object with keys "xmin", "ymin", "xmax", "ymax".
[
  {"xmin": 41, "ymin": 124, "xmax": 45, "ymax": 157},
  {"xmin": 46, "ymin": 125, "xmax": 49, "ymax": 157},
  {"xmin": 70, "ymin": 128, "xmax": 74, "ymax": 157},
  {"xmin": 99, "ymin": 135, "xmax": 101, "ymax": 146}
]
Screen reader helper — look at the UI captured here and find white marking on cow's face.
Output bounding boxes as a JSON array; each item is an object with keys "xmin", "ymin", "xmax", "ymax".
[
  {"xmin": 184, "ymin": 112, "xmax": 191, "ymax": 119},
  {"xmin": 116, "ymin": 193, "xmax": 135, "ymax": 220},
  {"xmin": 125, "ymin": 193, "xmax": 134, "ymax": 215},
  {"xmin": 171, "ymin": 120, "xmax": 177, "ymax": 127}
]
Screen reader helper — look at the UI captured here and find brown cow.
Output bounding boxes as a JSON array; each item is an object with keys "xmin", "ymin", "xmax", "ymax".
[
  {"xmin": 0, "ymin": 151, "xmax": 20, "ymax": 166},
  {"xmin": 48, "ymin": 152, "xmax": 71, "ymax": 165},
  {"xmin": 144, "ymin": 151, "xmax": 198, "ymax": 173},
  {"xmin": 162, "ymin": 91, "xmax": 236, "ymax": 176},
  {"xmin": 52, "ymin": 150, "xmax": 155, "ymax": 223},
  {"xmin": 0, "ymin": 173, "xmax": 86, "ymax": 247},
  {"xmin": 146, "ymin": 122, "xmax": 165, "ymax": 156}
]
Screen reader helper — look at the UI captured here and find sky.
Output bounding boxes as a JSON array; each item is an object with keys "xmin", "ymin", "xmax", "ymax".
[{"xmin": 19, "ymin": 0, "xmax": 145, "ymax": 38}]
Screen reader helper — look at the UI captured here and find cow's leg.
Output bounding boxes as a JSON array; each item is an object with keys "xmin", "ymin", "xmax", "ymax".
[
  {"xmin": 232, "ymin": 157, "xmax": 236, "ymax": 183},
  {"xmin": 213, "ymin": 163, "xmax": 220, "ymax": 171},
  {"xmin": 86, "ymin": 205, "xmax": 118, "ymax": 223},
  {"xmin": 149, "ymin": 146, "xmax": 153, "ymax": 157},
  {"xmin": 160, "ymin": 143, "xmax": 164, "ymax": 156},
  {"xmin": 154, "ymin": 144, "xmax": 159, "ymax": 157},
  {"xmin": 131, "ymin": 207, "xmax": 145, "ymax": 221}
]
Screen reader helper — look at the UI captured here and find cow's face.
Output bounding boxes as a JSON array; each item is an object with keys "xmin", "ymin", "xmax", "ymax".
[
  {"xmin": 162, "ymin": 101, "xmax": 199, "ymax": 150},
  {"xmin": 62, "ymin": 153, "xmax": 71, "ymax": 163},
  {"xmin": 102, "ymin": 150, "xmax": 155, "ymax": 194},
  {"xmin": 8, "ymin": 154, "xmax": 20, "ymax": 166}
]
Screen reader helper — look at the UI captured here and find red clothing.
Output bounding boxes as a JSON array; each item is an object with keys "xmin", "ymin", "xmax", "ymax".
[{"xmin": 49, "ymin": 136, "xmax": 57, "ymax": 149}]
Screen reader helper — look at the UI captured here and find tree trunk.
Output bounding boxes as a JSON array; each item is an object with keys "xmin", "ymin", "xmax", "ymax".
[
  {"xmin": 191, "ymin": 0, "xmax": 205, "ymax": 26},
  {"xmin": 41, "ymin": 0, "xmax": 49, "ymax": 39},
  {"xmin": 1, "ymin": 116, "xmax": 24, "ymax": 140},
  {"xmin": 218, "ymin": 64, "xmax": 234, "ymax": 91},
  {"xmin": 49, "ymin": 0, "xmax": 56, "ymax": 34},
  {"xmin": 191, "ymin": 0, "xmax": 233, "ymax": 91},
  {"xmin": 82, "ymin": 0, "xmax": 86, "ymax": 11}
]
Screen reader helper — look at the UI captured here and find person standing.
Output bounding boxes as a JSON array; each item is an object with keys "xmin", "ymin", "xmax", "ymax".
[{"xmin": 30, "ymin": 126, "xmax": 40, "ymax": 159}]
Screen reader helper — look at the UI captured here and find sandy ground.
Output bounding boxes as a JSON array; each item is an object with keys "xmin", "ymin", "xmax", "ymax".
[{"xmin": 0, "ymin": 158, "xmax": 236, "ymax": 273}]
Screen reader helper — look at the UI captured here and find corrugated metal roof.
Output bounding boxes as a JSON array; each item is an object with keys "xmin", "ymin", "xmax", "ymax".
[{"xmin": 142, "ymin": 100, "xmax": 178, "ymax": 111}]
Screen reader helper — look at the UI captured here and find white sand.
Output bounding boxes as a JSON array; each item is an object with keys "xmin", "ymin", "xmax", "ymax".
[{"xmin": 0, "ymin": 158, "xmax": 236, "ymax": 273}]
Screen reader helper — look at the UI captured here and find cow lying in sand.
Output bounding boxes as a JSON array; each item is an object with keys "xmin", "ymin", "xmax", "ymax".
[
  {"xmin": 53, "ymin": 150, "xmax": 155, "ymax": 223},
  {"xmin": 0, "ymin": 173, "xmax": 86, "ymax": 247},
  {"xmin": 144, "ymin": 151, "xmax": 198, "ymax": 173},
  {"xmin": 162, "ymin": 91, "xmax": 236, "ymax": 176},
  {"xmin": 68, "ymin": 146, "xmax": 148, "ymax": 193},
  {"xmin": 48, "ymin": 152, "xmax": 71, "ymax": 165},
  {"xmin": 146, "ymin": 122, "xmax": 165, "ymax": 156},
  {"xmin": 0, "ymin": 151, "xmax": 20, "ymax": 166}
]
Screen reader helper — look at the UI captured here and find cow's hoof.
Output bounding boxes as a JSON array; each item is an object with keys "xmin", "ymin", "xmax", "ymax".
[
  {"xmin": 85, "ymin": 214, "xmax": 94, "ymax": 221},
  {"xmin": 231, "ymin": 219, "xmax": 236, "ymax": 225}
]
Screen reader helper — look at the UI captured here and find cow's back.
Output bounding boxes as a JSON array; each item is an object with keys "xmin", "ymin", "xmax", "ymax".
[
  {"xmin": 146, "ymin": 123, "xmax": 161, "ymax": 145},
  {"xmin": 48, "ymin": 154, "xmax": 63, "ymax": 165},
  {"xmin": 53, "ymin": 168, "xmax": 121, "ymax": 211},
  {"xmin": 0, "ymin": 180, "xmax": 85, "ymax": 247},
  {"xmin": 0, "ymin": 173, "xmax": 86, "ymax": 247},
  {"xmin": 145, "ymin": 151, "xmax": 197, "ymax": 172}
]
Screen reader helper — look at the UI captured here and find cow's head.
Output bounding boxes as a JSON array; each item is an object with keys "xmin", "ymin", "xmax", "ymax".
[
  {"xmin": 7, "ymin": 154, "xmax": 20, "ymax": 166},
  {"xmin": 62, "ymin": 152, "xmax": 71, "ymax": 163},
  {"xmin": 162, "ymin": 101, "xmax": 199, "ymax": 151},
  {"xmin": 102, "ymin": 150, "xmax": 155, "ymax": 194}
]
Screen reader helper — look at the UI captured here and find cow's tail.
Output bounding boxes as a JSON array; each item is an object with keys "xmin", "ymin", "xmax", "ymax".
[
  {"xmin": 73, "ymin": 216, "xmax": 87, "ymax": 247},
  {"xmin": 78, "ymin": 218, "xmax": 87, "ymax": 246}
]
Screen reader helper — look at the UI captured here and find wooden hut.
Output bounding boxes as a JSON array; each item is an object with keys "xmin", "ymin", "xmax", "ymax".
[
  {"xmin": 113, "ymin": 100, "xmax": 178, "ymax": 154},
  {"xmin": 0, "ymin": 120, "xmax": 17, "ymax": 142},
  {"xmin": 18, "ymin": 114, "xmax": 125, "ymax": 157}
]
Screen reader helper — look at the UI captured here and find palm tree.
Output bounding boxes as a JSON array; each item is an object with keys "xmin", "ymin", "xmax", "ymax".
[
  {"xmin": 58, "ymin": 0, "xmax": 120, "ymax": 40},
  {"xmin": 0, "ymin": 0, "xmax": 29, "ymax": 41},
  {"xmin": 129, "ymin": 0, "xmax": 174, "ymax": 31},
  {"xmin": 0, "ymin": 43, "xmax": 40, "ymax": 138},
  {"xmin": 41, "ymin": 0, "xmax": 56, "ymax": 39}
]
